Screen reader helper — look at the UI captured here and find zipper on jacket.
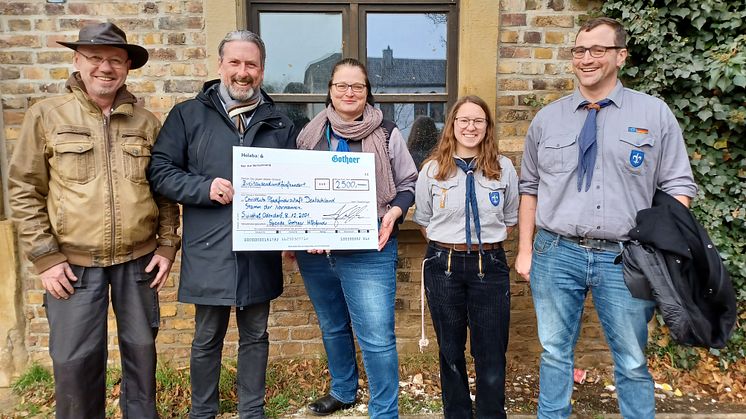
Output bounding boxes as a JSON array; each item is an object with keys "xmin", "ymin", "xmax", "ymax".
[
  {"xmin": 238, "ymin": 116, "xmax": 280, "ymax": 146},
  {"xmin": 103, "ymin": 114, "xmax": 116, "ymax": 263},
  {"xmin": 234, "ymin": 252, "xmax": 241, "ymax": 306},
  {"xmin": 241, "ymin": 120, "xmax": 280, "ymax": 148}
]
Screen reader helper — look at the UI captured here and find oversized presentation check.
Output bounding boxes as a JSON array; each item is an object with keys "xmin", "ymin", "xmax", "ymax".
[{"xmin": 232, "ymin": 147, "xmax": 379, "ymax": 251}]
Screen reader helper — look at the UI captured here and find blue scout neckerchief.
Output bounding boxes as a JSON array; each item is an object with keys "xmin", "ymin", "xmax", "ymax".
[
  {"xmin": 577, "ymin": 98, "xmax": 612, "ymax": 191},
  {"xmin": 454, "ymin": 157, "xmax": 483, "ymax": 254}
]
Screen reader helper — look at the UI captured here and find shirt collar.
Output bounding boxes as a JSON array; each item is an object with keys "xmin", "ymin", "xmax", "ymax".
[{"xmin": 571, "ymin": 80, "xmax": 625, "ymax": 112}]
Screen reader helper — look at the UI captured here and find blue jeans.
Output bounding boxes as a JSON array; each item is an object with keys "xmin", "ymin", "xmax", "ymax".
[
  {"xmin": 530, "ymin": 229, "xmax": 656, "ymax": 419},
  {"xmin": 296, "ymin": 239, "xmax": 399, "ymax": 418},
  {"xmin": 424, "ymin": 243, "xmax": 510, "ymax": 419}
]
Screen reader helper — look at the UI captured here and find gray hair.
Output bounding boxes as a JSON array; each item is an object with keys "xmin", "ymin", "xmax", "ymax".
[{"xmin": 218, "ymin": 30, "xmax": 266, "ymax": 68}]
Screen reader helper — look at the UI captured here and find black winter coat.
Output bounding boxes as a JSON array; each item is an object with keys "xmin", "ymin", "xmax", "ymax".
[
  {"xmin": 621, "ymin": 190, "xmax": 736, "ymax": 348},
  {"xmin": 147, "ymin": 80, "xmax": 296, "ymax": 306}
]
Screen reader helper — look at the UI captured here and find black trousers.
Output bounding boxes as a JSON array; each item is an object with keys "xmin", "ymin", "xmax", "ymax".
[
  {"xmin": 45, "ymin": 254, "xmax": 160, "ymax": 419},
  {"xmin": 424, "ymin": 243, "xmax": 511, "ymax": 419},
  {"xmin": 189, "ymin": 302, "xmax": 270, "ymax": 419}
]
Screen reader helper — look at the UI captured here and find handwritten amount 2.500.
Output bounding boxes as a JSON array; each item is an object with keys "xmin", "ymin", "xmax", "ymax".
[{"xmin": 333, "ymin": 178, "xmax": 369, "ymax": 191}]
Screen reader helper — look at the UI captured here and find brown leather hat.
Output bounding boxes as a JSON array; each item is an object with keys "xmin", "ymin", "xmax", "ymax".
[{"xmin": 58, "ymin": 22, "xmax": 148, "ymax": 69}]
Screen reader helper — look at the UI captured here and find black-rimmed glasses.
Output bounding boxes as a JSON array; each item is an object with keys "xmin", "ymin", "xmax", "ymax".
[{"xmin": 570, "ymin": 45, "xmax": 626, "ymax": 59}]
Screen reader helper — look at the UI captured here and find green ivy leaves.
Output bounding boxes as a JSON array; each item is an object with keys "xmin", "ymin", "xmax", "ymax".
[{"xmin": 603, "ymin": 0, "xmax": 746, "ymax": 368}]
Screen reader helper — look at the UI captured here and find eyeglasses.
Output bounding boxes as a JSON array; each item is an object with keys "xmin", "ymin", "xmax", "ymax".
[
  {"xmin": 331, "ymin": 82, "xmax": 366, "ymax": 94},
  {"xmin": 454, "ymin": 117, "xmax": 487, "ymax": 129},
  {"xmin": 77, "ymin": 51, "xmax": 128, "ymax": 69},
  {"xmin": 570, "ymin": 45, "xmax": 626, "ymax": 59}
]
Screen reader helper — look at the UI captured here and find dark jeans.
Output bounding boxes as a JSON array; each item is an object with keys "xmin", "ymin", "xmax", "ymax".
[
  {"xmin": 189, "ymin": 302, "xmax": 270, "ymax": 419},
  {"xmin": 424, "ymin": 243, "xmax": 510, "ymax": 419},
  {"xmin": 45, "ymin": 254, "xmax": 160, "ymax": 419}
]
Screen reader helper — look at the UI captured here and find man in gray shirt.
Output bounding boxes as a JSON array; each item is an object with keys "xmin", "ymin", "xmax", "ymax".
[{"xmin": 516, "ymin": 17, "xmax": 697, "ymax": 418}]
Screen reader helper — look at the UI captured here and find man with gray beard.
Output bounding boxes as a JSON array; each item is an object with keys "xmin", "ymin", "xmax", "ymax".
[{"xmin": 147, "ymin": 31, "xmax": 296, "ymax": 419}]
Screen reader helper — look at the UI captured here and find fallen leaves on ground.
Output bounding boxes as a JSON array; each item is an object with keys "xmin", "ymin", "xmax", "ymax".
[
  {"xmin": 650, "ymin": 351, "xmax": 746, "ymax": 404},
  {"xmin": 4, "ymin": 353, "xmax": 745, "ymax": 418}
]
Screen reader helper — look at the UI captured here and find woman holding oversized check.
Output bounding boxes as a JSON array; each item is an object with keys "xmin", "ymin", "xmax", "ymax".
[
  {"xmin": 292, "ymin": 58, "xmax": 417, "ymax": 418},
  {"xmin": 413, "ymin": 96, "xmax": 519, "ymax": 418}
]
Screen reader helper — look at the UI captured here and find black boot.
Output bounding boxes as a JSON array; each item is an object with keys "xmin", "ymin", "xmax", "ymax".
[{"xmin": 307, "ymin": 394, "xmax": 355, "ymax": 416}]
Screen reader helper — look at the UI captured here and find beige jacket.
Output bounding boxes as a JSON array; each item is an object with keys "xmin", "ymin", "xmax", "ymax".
[{"xmin": 9, "ymin": 74, "xmax": 180, "ymax": 273}]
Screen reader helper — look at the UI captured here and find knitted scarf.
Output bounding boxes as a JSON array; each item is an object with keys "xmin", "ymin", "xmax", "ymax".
[
  {"xmin": 296, "ymin": 104, "xmax": 396, "ymax": 218},
  {"xmin": 219, "ymin": 82, "xmax": 261, "ymax": 133}
]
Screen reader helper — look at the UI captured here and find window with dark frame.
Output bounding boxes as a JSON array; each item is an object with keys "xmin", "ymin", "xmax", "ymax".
[{"xmin": 246, "ymin": 0, "xmax": 457, "ymax": 162}]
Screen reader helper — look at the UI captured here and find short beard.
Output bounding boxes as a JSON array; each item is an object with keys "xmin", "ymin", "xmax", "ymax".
[
  {"xmin": 92, "ymin": 86, "xmax": 116, "ymax": 97},
  {"xmin": 227, "ymin": 76, "xmax": 257, "ymax": 101}
]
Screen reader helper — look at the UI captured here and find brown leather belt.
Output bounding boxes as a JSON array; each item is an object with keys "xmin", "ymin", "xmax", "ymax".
[{"xmin": 432, "ymin": 241, "xmax": 503, "ymax": 252}]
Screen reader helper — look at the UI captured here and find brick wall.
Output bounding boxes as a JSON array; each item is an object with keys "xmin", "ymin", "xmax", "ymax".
[
  {"xmin": 0, "ymin": 0, "xmax": 612, "ymax": 370},
  {"xmin": 0, "ymin": 0, "xmax": 209, "ymax": 365}
]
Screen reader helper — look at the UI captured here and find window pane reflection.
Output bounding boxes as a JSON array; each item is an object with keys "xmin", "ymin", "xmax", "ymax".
[
  {"xmin": 367, "ymin": 13, "xmax": 447, "ymax": 94},
  {"xmin": 376, "ymin": 102, "xmax": 445, "ymax": 137},
  {"xmin": 274, "ymin": 103, "xmax": 328, "ymax": 134},
  {"xmin": 377, "ymin": 102, "xmax": 444, "ymax": 169},
  {"xmin": 259, "ymin": 13, "xmax": 342, "ymax": 94},
  {"xmin": 406, "ymin": 114, "xmax": 442, "ymax": 169}
]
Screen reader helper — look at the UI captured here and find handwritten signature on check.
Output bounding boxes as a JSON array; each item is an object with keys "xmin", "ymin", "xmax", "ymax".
[{"xmin": 322, "ymin": 204, "xmax": 368, "ymax": 227}]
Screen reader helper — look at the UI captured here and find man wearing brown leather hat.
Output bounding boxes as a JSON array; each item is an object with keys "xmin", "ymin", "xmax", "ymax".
[{"xmin": 9, "ymin": 21, "xmax": 180, "ymax": 419}]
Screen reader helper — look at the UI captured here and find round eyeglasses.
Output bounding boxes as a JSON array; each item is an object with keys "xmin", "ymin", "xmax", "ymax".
[{"xmin": 454, "ymin": 117, "xmax": 487, "ymax": 129}]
